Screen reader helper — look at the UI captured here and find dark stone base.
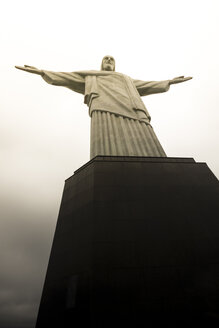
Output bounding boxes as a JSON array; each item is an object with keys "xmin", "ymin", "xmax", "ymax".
[{"xmin": 36, "ymin": 156, "xmax": 219, "ymax": 327}]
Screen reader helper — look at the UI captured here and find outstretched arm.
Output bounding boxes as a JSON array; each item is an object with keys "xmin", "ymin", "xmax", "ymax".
[
  {"xmin": 15, "ymin": 65, "xmax": 85, "ymax": 94},
  {"xmin": 15, "ymin": 65, "xmax": 44, "ymax": 75},
  {"xmin": 133, "ymin": 76, "xmax": 192, "ymax": 96},
  {"xmin": 169, "ymin": 76, "xmax": 192, "ymax": 85}
]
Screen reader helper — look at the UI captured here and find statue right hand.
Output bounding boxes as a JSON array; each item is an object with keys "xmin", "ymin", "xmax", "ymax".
[
  {"xmin": 169, "ymin": 76, "xmax": 192, "ymax": 85},
  {"xmin": 15, "ymin": 65, "xmax": 43, "ymax": 75}
]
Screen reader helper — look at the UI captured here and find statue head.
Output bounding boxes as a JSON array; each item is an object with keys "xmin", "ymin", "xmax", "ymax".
[{"xmin": 101, "ymin": 56, "xmax": 115, "ymax": 71}]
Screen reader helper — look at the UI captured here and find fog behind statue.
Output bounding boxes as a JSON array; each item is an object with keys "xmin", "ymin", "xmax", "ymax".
[{"xmin": 16, "ymin": 56, "xmax": 192, "ymax": 158}]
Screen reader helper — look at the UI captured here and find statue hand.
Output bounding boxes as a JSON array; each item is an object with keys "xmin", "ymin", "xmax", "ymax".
[
  {"xmin": 15, "ymin": 65, "xmax": 43, "ymax": 75},
  {"xmin": 170, "ymin": 76, "xmax": 193, "ymax": 85}
]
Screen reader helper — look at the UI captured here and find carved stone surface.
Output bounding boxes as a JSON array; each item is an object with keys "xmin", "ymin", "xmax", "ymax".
[
  {"xmin": 41, "ymin": 67, "xmax": 169, "ymax": 157},
  {"xmin": 15, "ymin": 57, "xmax": 192, "ymax": 158},
  {"xmin": 35, "ymin": 156, "xmax": 219, "ymax": 327}
]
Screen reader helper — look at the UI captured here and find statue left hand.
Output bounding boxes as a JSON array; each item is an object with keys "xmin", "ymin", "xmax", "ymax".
[{"xmin": 170, "ymin": 76, "xmax": 193, "ymax": 85}]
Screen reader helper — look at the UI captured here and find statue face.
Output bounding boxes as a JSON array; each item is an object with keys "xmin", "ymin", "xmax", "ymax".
[{"xmin": 101, "ymin": 56, "xmax": 115, "ymax": 71}]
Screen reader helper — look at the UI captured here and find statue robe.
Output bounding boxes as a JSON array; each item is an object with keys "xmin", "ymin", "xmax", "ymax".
[{"xmin": 42, "ymin": 70, "xmax": 170, "ymax": 158}]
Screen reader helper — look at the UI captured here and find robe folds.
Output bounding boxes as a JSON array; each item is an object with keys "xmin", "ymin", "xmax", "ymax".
[{"xmin": 42, "ymin": 70, "xmax": 170, "ymax": 158}]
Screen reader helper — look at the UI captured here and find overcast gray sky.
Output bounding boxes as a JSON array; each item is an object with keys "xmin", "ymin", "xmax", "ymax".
[{"xmin": 1, "ymin": 0, "xmax": 219, "ymax": 327}]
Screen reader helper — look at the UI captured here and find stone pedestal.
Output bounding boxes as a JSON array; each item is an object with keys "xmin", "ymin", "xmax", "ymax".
[{"xmin": 35, "ymin": 156, "xmax": 219, "ymax": 327}]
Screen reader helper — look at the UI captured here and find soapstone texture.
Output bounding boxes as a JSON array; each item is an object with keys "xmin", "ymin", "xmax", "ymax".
[
  {"xmin": 41, "ymin": 69, "xmax": 169, "ymax": 157},
  {"xmin": 15, "ymin": 57, "xmax": 192, "ymax": 158}
]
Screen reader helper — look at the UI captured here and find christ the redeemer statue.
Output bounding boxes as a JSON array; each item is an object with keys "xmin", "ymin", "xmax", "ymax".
[{"xmin": 16, "ymin": 56, "xmax": 192, "ymax": 158}]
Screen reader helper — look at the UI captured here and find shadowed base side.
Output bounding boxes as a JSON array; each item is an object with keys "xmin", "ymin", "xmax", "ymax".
[{"xmin": 35, "ymin": 156, "xmax": 219, "ymax": 328}]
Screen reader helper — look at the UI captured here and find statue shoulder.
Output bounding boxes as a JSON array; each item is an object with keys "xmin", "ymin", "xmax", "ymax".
[
  {"xmin": 75, "ymin": 70, "xmax": 126, "ymax": 78},
  {"xmin": 75, "ymin": 70, "xmax": 101, "ymax": 76}
]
